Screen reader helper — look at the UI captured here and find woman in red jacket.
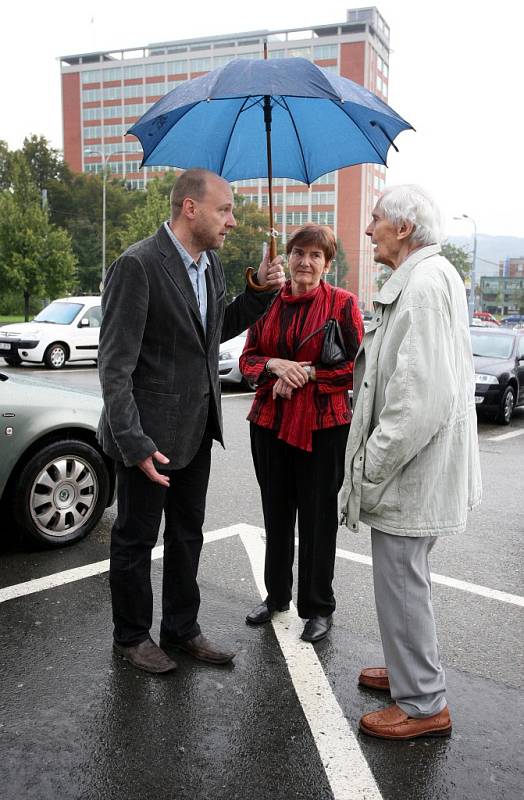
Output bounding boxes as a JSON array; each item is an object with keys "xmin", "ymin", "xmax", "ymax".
[{"xmin": 240, "ymin": 224, "xmax": 364, "ymax": 642}]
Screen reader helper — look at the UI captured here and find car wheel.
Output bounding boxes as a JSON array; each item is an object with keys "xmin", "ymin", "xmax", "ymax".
[
  {"xmin": 4, "ymin": 355, "xmax": 22, "ymax": 366},
  {"xmin": 496, "ymin": 385, "xmax": 515, "ymax": 425},
  {"xmin": 241, "ymin": 377, "xmax": 256, "ymax": 391},
  {"xmin": 44, "ymin": 342, "xmax": 68, "ymax": 369},
  {"xmin": 13, "ymin": 439, "xmax": 110, "ymax": 547}
]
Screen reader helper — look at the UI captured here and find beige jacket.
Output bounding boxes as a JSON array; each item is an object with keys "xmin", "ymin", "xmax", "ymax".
[{"xmin": 340, "ymin": 244, "xmax": 482, "ymax": 536}]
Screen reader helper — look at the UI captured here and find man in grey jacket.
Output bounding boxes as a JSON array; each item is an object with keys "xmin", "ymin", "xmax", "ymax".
[
  {"xmin": 340, "ymin": 185, "xmax": 481, "ymax": 739},
  {"xmin": 98, "ymin": 168, "xmax": 285, "ymax": 673}
]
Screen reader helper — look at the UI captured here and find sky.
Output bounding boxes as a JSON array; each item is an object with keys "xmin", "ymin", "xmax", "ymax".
[{"xmin": 2, "ymin": 0, "xmax": 522, "ymax": 238}]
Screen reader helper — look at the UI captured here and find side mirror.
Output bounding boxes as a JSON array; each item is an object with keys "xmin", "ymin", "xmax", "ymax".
[{"xmin": 79, "ymin": 318, "xmax": 90, "ymax": 327}]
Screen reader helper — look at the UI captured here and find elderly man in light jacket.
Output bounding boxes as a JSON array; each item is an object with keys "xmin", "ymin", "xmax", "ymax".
[{"xmin": 340, "ymin": 185, "xmax": 481, "ymax": 740}]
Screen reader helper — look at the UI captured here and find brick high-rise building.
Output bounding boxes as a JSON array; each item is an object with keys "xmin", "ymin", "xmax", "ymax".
[{"xmin": 60, "ymin": 6, "xmax": 392, "ymax": 308}]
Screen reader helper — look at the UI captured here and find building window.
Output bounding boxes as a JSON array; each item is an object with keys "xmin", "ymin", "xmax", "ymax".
[
  {"xmin": 102, "ymin": 68, "xmax": 122, "ymax": 82},
  {"xmin": 123, "ymin": 84, "xmax": 144, "ymax": 99},
  {"xmin": 83, "ymin": 88, "xmax": 102, "ymax": 102},
  {"xmin": 313, "ymin": 45, "xmax": 338, "ymax": 60},
  {"xmin": 145, "ymin": 81, "xmax": 166, "ymax": 97},
  {"xmin": 83, "ymin": 107, "xmax": 102, "ymax": 121},
  {"xmin": 190, "ymin": 57, "xmax": 212, "ymax": 72},
  {"xmin": 104, "ymin": 105, "xmax": 124, "ymax": 119},
  {"xmin": 287, "ymin": 47, "xmax": 311, "ymax": 59},
  {"xmin": 124, "ymin": 65, "xmax": 145, "ymax": 80},
  {"xmin": 167, "ymin": 59, "xmax": 188, "ymax": 74},
  {"xmin": 82, "ymin": 70, "xmax": 101, "ymax": 84},
  {"xmin": 145, "ymin": 62, "xmax": 166, "ymax": 77}
]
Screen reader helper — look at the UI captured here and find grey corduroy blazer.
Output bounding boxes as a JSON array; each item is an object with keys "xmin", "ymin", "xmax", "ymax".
[{"xmin": 97, "ymin": 224, "xmax": 274, "ymax": 470}]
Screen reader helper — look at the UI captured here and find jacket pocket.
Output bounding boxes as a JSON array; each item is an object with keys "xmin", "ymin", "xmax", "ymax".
[
  {"xmin": 133, "ymin": 387, "xmax": 180, "ymax": 452},
  {"xmin": 360, "ymin": 473, "xmax": 400, "ymax": 515}
]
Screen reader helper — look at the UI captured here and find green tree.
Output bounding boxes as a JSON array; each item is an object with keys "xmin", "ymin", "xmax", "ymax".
[
  {"xmin": 441, "ymin": 242, "xmax": 472, "ymax": 282},
  {"xmin": 326, "ymin": 237, "xmax": 349, "ymax": 287},
  {"xmin": 120, "ymin": 179, "xmax": 171, "ymax": 250},
  {"xmin": 0, "ymin": 156, "xmax": 76, "ymax": 319},
  {"xmin": 47, "ymin": 170, "xmax": 143, "ymax": 293},
  {"xmin": 220, "ymin": 195, "xmax": 268, "ymax": 299},
  {"xmin": 20, "ymin": 134, "xmax": 70, "ymax": 191}
]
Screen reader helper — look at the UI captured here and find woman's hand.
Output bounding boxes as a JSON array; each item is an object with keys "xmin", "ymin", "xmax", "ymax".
[
  {"xmin": 266, "ymin": 358, "xmax": 311, "ymax": 389},
  {"xmin": 272, "ymin": 377, "xmax": 294, "ymax": 400}
]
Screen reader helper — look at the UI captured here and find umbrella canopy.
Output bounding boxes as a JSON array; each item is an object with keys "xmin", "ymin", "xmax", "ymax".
[{"xmin": 128, "ymin": 56, "xmax": 413, "ymax": 184}]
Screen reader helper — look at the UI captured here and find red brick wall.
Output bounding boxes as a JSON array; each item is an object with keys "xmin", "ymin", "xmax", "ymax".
[{"xmin": 62, "ymin": 73, "xmax": 82, "ymax": 172}]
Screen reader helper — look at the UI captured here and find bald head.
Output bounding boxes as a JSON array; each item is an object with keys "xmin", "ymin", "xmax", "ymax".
[{"xmin": 170, "ymin": 169, "xmax": 229, "ymax": 221}]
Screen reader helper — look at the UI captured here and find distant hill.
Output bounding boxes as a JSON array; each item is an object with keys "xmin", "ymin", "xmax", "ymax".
[{"xmin": 446, "ymin": 235, "xmax": 524, "ymax": 277}]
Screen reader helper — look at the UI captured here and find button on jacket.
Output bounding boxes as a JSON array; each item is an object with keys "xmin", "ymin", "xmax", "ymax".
[{"xmin": 340, "ymin": 244, "xmax": 482, "ymax": 536}]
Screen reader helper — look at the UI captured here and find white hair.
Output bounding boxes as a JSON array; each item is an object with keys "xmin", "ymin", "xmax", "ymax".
[{"xmin": 376, "ymin": 184, "xmax": 444, "ymax": 246}]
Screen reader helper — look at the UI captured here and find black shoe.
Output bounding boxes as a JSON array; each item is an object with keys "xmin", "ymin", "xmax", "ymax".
[
  {"xmin": 301, "ymin": 615, "xmax": 333, "ymax": 643},
  {"xmin": 160, "ymin": 633, "xmax": 235, "ymax": 665},
  {"xmin": 113, "ymin": 637, "xmax": 177, "ymax": 673},
  {"xmin": 246, "ymin": 599, "xmax": 290, "ymax": 626}
]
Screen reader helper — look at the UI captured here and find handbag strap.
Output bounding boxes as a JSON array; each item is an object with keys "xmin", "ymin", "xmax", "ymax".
[{"xmin": 293, "ymin": 286, "xmax": 336, "ymax": 355}]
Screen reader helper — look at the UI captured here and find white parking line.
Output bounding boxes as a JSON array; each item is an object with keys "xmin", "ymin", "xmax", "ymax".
[
  {"xmin": 2, "ymin": 525, "xmax": 523, "ymax": 610},
  {"xmin": 334, "ymin": 547, "xmax": 524, "ymax": 607},
  {"xmin": 239, "ymin": 525, "xmax": 382, "ymax": 800},
  {"xmin": 0, "ymin": 525, "xmax": 237, "ymax": 604},
  {"xmin": 485, "ymin": 429, "xmax": 524, "ymax": 441}
]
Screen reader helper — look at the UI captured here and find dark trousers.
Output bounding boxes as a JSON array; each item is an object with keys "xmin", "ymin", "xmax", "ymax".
[
  {"xmin": 250, "ymin": 423, "xmax": 349, "ymax": 619},
  {"xmin": 110, "ymin": 434, "xmax": 212, "ymax": 646}
]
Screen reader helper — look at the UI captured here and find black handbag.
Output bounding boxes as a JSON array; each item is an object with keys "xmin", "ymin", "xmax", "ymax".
[{"xmin": 295, "ymin": 291, "xmax": 348, "ymax": 366}]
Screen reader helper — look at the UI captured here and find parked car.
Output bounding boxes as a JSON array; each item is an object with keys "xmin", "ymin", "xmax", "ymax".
[
  {"xmin": 471, "ymin": 327, "xmax": 524, "ymax": 424},
  {"xmin": 473, "ymin": 311, "xmax": 500, "ymax": 325},
  {"xmin": 218, "ymin": 331, "xmax": 255, "ymax": 389},
  {"xmin": 500, "ymin": 314, "xmax": 524, "ymax": 328},
  {"xmin": 0, "ymin": 296, "xmax": 101, "ymax": 369},
  {"xmin": 0, "ymin": 370, "xmax": 115, "ymax": 546}
]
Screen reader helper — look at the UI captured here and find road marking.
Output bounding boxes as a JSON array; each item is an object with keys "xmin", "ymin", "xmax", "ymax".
[
  {"xmin": 239, "ymin": 524, "xmax": 382, "ymax": 800},
  {"xmin": 334, "ymin": 546, "xmax": 524, "ymax": 607},
  {"xmin": 2, "ymin": 525, "xmax": 522, "ymax": 610},
  {"xmin": 485, "ymin": 429, "xmax": 524, "ymax": 441},
  {"xmin": 0, "ymin": 525, "xmax": 237, "ymax": 604}
]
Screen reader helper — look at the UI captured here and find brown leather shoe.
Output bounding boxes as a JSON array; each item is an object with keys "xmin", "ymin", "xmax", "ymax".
[
  {"xmin": 161, "ymin": 633, "xmax": 235, "ymax": 665},
  {"xmin": 358, "ymin": 667, "xmax": 390, "ymax": 691},
  {"xmin": 359, "ymin": 703, "xmax": 452, "ymax": 740},
  {"xmin": 113, "ymin": 637, "xmax": 177, "ymax": 674}
]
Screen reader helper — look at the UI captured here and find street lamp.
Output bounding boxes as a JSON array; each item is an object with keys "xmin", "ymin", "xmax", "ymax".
[
  {"xmin": 84, "ymin": 148, "xmax": 127, "ymax": 286},
  {"xmin": 453, "ymin": 213, "xmax": 477, "ymax": 323}
]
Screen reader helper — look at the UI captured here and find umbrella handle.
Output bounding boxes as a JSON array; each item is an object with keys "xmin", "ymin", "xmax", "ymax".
[
  {"xmin": 245, "ymin": 266, "xmax": 272, "ymax": 292},
  {"xmin": 245, "ymin": 235, "xmax": 278, "ymax": 292}
]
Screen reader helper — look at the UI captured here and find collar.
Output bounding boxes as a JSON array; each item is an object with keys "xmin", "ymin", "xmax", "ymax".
[
  {"xmin": 373, "ymin": 244, "xmax": 442, "ymax": 306},
  {"xmin": 163, "ymin": 221, "xmax": 209, "ymax": 273}
]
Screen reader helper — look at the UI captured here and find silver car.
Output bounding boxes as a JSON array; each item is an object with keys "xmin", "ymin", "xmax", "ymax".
[
  {"xmin": 1, "ymin": 370, "xmax": 114, "ymax": 547},
  {"xmin": 218, "ymin": 331, "xmax": 255, "ymax": 390}
]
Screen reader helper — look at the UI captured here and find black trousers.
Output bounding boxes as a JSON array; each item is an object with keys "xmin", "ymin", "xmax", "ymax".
[
  {"xmin": 110, "ymin": 434, "xmax": 212, "ymax": 646},
  {"xmin": 250, "ymin": 423, "xmax": 349, "ymax": 619}
]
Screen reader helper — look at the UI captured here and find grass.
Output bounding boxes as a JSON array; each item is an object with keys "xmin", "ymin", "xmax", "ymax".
[{"xmin": 0, "ymin": 315, "xmax": 25, "ymax": 324}]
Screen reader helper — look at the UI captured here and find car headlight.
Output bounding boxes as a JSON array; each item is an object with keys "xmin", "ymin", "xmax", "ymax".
[
  {"xmin": 219, "ymin": 351, "xmax": 234, "ymax": 361},
  {"xmin": 475, "ymin": 374, "xmax": 499, "ymax": 385}
]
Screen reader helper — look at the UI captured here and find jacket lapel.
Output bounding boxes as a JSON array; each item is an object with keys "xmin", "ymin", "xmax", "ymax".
[{"xmin": 204, "ymin": 252, "xmax": 217, "ymax": 347}]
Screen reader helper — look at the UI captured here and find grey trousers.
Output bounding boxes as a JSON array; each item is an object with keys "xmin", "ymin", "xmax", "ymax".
[{"xmin": 371, "ymin": 528, "xmax": 447, "ymax": 718}]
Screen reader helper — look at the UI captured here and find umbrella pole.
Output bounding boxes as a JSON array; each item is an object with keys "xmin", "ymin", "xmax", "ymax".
[{"xmin": 246, "ymin": 43, "xmax": 276, "ymax": 292}]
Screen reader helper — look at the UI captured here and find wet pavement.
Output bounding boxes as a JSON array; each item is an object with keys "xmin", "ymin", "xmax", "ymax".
[{"xmin": 1, "ymin": 362, "xmax": 523, "ymax": 800}]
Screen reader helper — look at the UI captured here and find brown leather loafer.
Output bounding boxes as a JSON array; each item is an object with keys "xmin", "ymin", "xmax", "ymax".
[
  {"xmin": 113, "ymin": 637, "xmax": 177, "ymax": 674},
  {"xmin": 358, "ymin": 667, "xmax": 390, "ymax": 691},
  {"xmin": 359, "ymin": 703, "xmax": 452, "ymax": 740},
  {"xmin": 161, "ymin": 633, "xmax": 235, "ymax": 665}
]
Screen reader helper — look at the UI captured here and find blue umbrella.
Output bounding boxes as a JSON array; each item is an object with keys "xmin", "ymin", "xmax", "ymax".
[{"xmin": 128, "ymin": 54, "xmax": 413, "ymax": 281}]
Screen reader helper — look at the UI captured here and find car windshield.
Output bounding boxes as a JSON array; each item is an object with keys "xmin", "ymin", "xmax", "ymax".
[
  {"xmin": 471, "ymin": 332, "xmax": 514, "ymax": 359},
  {"xmin": 34, "ymin": 302, "xmax": 83, "ymax": 325}
]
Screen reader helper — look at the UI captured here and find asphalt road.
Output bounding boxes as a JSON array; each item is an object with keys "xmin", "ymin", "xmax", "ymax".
[{"xmin": 1, "ymin": 362, "xmax": 523, "ymax": 800}]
